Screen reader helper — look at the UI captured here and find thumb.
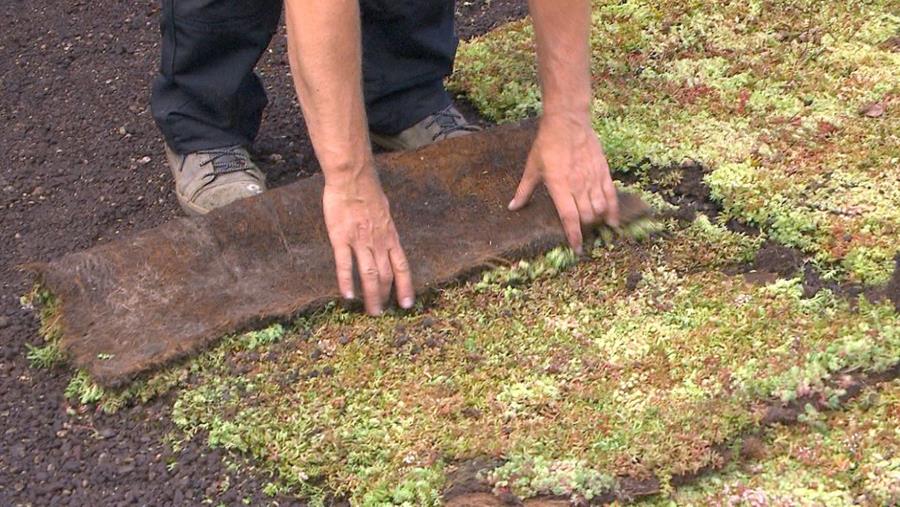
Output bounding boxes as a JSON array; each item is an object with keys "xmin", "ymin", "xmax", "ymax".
[{"xmin": 508, "ymin": 157, "xmax": 541, "ymax": 211}]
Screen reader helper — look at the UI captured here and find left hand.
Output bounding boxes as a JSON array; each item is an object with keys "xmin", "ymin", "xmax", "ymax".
[{"xmin": 508, "ymin": 113, "xmax": 620, "ymax": 254}]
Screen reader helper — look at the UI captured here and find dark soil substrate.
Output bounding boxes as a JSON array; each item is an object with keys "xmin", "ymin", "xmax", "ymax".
[{"xmin": 0, "ymin": 1, "xmax": 526, "ymax": 505}]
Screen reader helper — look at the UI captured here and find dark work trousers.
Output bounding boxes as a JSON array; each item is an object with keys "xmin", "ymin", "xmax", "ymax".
[{"xmin": 151, "ymin": 0, "xmax": 457, "ymax": 154}]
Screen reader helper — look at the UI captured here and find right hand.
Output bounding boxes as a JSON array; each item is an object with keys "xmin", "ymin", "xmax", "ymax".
[{"xmin": 322, "ymin": 165, "xmax": 415, "ymax": 315}]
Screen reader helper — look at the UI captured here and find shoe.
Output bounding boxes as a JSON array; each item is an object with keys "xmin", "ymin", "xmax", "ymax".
[
  {"xmin": 369, "ymin": 104, "xmax": 482, "ymax": 151},
  {"xmin": 165, "ymin": 145, "xmax": 267, "ymax": 216}
]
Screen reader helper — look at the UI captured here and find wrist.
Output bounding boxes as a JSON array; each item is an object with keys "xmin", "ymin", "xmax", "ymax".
[
  {"xmin": 319, "ymin": 147, "xmax": 377, "ymax": 189},
  {"xmin": 323, "ymin": 163, "xmax": 378, "ymax": 191},
  {"xmin": 539, "ymin": 109, "xmax": 592, "ymax": 130},
  {"xmin": 542, "ymin": 97, "xmax": 591, "ymax": 117},
  {"xmin": 540, "ymin": 83, "xmax": 591, "ymax": 119}
]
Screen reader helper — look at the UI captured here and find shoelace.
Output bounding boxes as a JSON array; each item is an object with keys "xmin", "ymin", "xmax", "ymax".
[
  {"xmin": 425, "ymin": 106, "xmax": 481, "ymax": 141},
  {"xmin": 197, "ymin": 147, "xmax": 255, "ymax": 177}
]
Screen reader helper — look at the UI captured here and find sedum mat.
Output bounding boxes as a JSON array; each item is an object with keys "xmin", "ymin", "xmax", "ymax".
[
  {"xmin": 26, "ymin": 1, "xmax": 900, "ymax": 504},
  {"xmin": 25, "ymin": 122, "xmax": 650, "ymax": 388}
]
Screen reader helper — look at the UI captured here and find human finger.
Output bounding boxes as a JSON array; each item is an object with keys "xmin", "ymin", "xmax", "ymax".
[
  {"xmin": 334, "ymin": 244, "xmax": 355, "ymax": 300},
  {"xmin": 575, "ymin": 187, "xmax": 596, "ymax": 226},
  {"xmin": 389, "ymin": 241, "xmax": 415, "ymax": 309},
  {"xmin": 374, "ymin": 244, "xmax": 394, "ymax": 307},
  {"xmin": 508, "ymin": 155, "xmax": 541, "ymax": 211},
  {"xmin": 589, "ymin": 185, "xmax": 608, "ymax": 222},
  {"xmin": 353, "ymin": 244, "xmax": 384, "ymax": 316},
  {"xmin": 550, "ymin": 191, "xmax": 584, "ymax": 254}
]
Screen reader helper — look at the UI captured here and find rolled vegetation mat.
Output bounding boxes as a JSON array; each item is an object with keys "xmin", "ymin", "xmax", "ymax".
[{"xmin": 23, "ymin": 121, "xmax": 653, "ymax": 388}]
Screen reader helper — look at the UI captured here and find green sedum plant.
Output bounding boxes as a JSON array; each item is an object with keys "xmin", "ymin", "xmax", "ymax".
[{"xmin": 451, "ymin": 0, "xmax": 900, "ymax": 285}]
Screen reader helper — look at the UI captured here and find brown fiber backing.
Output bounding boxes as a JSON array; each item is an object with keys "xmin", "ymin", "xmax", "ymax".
[{"xmin": 26, "ymin": 122, "xmax": 650, "ymax": 387}]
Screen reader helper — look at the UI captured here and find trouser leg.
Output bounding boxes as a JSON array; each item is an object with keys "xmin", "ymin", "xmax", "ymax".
[
  {"xmin": 360, "ymin": 0, "xmax": 458, "ymax": 135},
  {"xmin": 151, "ymin": 0, "xmax": 283, "ymax": 154}
]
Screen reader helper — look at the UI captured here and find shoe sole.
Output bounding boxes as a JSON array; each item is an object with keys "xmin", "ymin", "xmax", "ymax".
[{"xmin": 175, "ymin": 189, "xmax": 270, "ymax": 217}]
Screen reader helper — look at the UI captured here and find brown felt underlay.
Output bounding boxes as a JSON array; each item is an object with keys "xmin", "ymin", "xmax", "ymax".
[{"xmin": 26, "ymin": 122, "xmax": 651, "ymax": 388}]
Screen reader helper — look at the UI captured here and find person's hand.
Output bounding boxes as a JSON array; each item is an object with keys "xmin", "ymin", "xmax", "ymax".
[
  {"xmin": 508, "ymin": 114, "xmax": 619, "ymax": 254},
  {"xmin": 323, "ymin": 166, "xmax": 414, "ymax": 315}
]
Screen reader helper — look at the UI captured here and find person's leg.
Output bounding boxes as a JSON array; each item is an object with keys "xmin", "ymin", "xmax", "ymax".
[
  {"xmin": 151, "ymin": 0, "xmax": 282, "ymax": 216},
  {"xmin": 359, "ymin": 0, "xmax": 460, "ymax": 136},
  {"xmin": 151, "ymin": 0, "xmax": 282, "ymax": 154}
]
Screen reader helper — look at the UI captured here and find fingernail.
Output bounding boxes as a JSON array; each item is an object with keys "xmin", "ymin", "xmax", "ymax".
[
  {"xmin": 575, "ymin": 246, "xmax": 584, "ymax": 256},
  {"xmin": 343, "ymin": 292, "xmax": 354, "ymax": 300},
  {"xmin": 507, "ymin": 200, "xmax": 516, "ymax": 210},
  {"xmin": 401, "ymin": 297, "xmax": 415, "ymax": 309}
]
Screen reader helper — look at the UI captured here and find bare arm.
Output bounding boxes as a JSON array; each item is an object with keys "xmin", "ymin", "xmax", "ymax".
[
  {"xmin": 285, "ymin": 0, "xmax": 414, "ymax": 314},
  {"xmin": 509, "ymin": 0, "xmax": 619, "ymax": 253}
]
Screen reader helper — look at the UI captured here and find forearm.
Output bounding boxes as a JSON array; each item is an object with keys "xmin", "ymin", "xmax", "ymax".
[
  {"xmin": 285, "ymin": 0, "xmax": 373, "ymax": 186},
  {"xmin": 511, "ymin": 2, "xmax": 618, "ymax": 241},
  {"xmin": 527, "ymin": 0, "xmax": 593, "ymax": 119}
]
